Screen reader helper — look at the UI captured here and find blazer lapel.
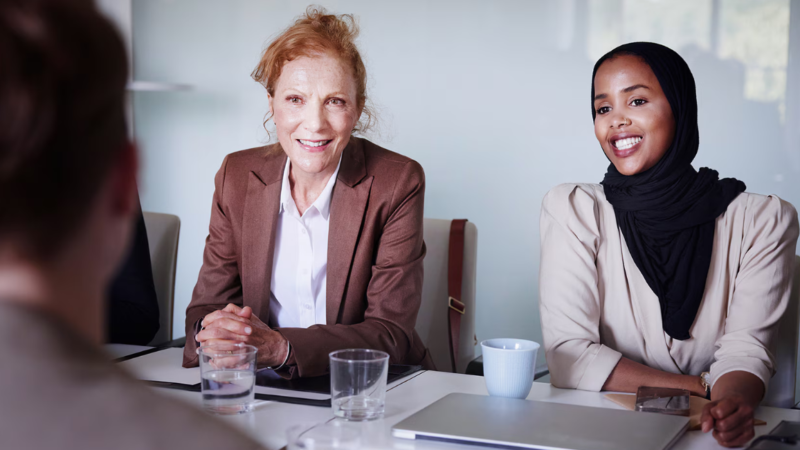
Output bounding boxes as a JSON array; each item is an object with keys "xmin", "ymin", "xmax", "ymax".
[
  {"xmin": 326, "ymin": 138, "xmax": 372, "ymax": 324},
  {"xmin": 242, "ymin": 148, "xmax": 286, "ymax": 321}
]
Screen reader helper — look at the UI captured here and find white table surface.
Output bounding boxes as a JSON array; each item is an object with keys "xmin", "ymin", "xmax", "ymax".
[{"xmin": 132, "ymin": 354, "xmax": 800, "ymax": 450}]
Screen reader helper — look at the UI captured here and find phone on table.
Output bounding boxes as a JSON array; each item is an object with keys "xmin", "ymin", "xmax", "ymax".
[{"xmin": 635, "ymin": 386, "xmax": 691, "ymax": 416}]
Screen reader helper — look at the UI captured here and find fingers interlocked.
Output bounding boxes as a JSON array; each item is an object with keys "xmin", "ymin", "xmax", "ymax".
[{"xmin": 198, "ymin": 306, "xmax": 253, "ymax": 344}]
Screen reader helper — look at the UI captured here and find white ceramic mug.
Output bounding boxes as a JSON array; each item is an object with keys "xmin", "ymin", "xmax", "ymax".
[{"xmin": 480, "ymin": 338, "xmax": 540, "ymax": 399}]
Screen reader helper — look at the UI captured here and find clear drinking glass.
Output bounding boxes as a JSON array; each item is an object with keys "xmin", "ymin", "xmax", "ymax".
[
  {"xmin": 329, "ymin": 349, "xmax": 389, "ymax": 421},
  {"xmin": 286, "ymin": 422, "xmax": 361, "ymax": 449},
  {"xmin": 197, "ymin": 343, "xmax": 257, "ymax": 415}
]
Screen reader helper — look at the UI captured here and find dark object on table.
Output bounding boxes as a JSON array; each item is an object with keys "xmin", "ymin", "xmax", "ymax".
[
  {"xmin": 143, "ymin": 380, "xmax": 332, "ymax": 407},
  {"xmin": 256, "ymin": 364, "xmax": 423, "ymax": 394},
  {"xmin": 747, "ymin": 420, "xmax": 800, "ymax": 449},
  {"xmin": 124, "ymin": 343, "xmax": 419, "ymax": 408},
  {"xmin": 113, "ymin": 337, "xmax": 186, "ymax": 363},
  {"xmin": 107, "ymin": 198, "xmax": 160, "ymax": 345},
  {"xmin": 635, "ymin": 386, "xmax": 691, "ymax": 416},
  {"xmin": 465, "ymin": 355, "xmax": 551, "ymax": 380}
]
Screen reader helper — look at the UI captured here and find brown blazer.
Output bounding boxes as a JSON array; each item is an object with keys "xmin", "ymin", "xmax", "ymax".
[{"xmin": 183, "ymin": 137, "xmax": 433, "ymax": 377}]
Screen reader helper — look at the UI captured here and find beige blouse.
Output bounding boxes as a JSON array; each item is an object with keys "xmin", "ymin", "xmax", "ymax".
[{"xmin": 539, "ymin": 183, "xmax": 799, "ymax": 392}]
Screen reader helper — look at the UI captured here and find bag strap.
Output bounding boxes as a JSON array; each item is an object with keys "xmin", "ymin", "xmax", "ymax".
[{"xmin": 447, "ymin": 219, "xmax": 468, "ymax": 373}]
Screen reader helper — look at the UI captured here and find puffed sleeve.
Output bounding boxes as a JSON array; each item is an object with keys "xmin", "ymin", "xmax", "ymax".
[
  {"xmin": 709, "ymin": 195, "xmax": 799, "ymax": 390},
  {"xmin": 539, "ymin": 184, "xmax": 622, "ymax": 391}
]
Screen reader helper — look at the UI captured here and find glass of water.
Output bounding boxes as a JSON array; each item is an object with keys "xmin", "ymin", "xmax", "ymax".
[
  {"xmin": 198, "ymin": 343, "xmax": 257, "ymax": 415},
  {"xmin": 329, "ymin": 349, "xmax": 389, "ymax": 421}
]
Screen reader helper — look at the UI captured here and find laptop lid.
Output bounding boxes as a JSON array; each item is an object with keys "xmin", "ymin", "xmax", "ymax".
[{"xmin": 392, "ymin": 393, "xmax": 689, "ymax": 450}]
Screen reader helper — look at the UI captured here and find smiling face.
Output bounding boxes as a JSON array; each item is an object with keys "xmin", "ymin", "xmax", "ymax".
[
  {"xmin": 593, "ymin": 54, "xmax": 676, "ymax": 176},
  {"xmin": 269, "ymin": 53, "xmax": 362, "ymax": 177}
]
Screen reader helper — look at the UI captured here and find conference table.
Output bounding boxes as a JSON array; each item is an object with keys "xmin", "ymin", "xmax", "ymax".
[{"xmin": 110, "ymin": 344, "xmax": 800, "ymax": 450}]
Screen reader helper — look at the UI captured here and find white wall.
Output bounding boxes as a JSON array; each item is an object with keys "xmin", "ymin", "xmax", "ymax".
[{"xmin": 131, "ymin": 0, "xmax": 800, "ymax": 365}]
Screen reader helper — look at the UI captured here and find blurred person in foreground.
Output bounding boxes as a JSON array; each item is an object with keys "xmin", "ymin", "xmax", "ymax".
[
  {"xmin": 183, "ymin": 6, "xmax": 433, "ymax": 377},
  {"xmin": 539, "ymin": 42, "xmax": 798, "ymax": 447},
  {"xmin": 0, "ymin": 1, "xmax": 263, "ymax": 448}
]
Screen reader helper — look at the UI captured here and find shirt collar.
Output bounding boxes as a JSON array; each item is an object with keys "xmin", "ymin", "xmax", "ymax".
[{"xmin": 279, "ymin": 153, "xmax": 343, "ymax": 220}]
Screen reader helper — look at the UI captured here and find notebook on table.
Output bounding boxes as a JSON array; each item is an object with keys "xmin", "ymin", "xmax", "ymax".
[
  {"xmin": 392, "ymin": 393, "xmax": 689, "ymax": 450},
  {"xmin": 255, "ymin": 363, "xmax": 422, "ymax": 394},
  {"xmin": 119, "ymin": 347, "xmax": 422, "ymax": 407},
  {"xmin": 252, "ymin": 363, "xmax": 422, "ymax": 407}
]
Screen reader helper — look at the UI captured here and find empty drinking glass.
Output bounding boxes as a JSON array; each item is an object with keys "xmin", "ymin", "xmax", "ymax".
[
  {"xmin": 198, "ymin": 343, "xmax": 257, "ymax": 415},
  {"xmin": 329, "ymin": 349, "xmax": 389, "ymax": 421}
]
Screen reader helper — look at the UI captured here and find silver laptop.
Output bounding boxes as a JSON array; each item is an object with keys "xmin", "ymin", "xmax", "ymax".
[{"xmin": 392, "ymin": 393, "xmax": 689, "ymax": 450}]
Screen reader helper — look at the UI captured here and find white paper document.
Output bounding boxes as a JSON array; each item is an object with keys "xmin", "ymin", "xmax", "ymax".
[{"xmin": 118, "ymin": 347, "xmax": 200, "ymax": 385}]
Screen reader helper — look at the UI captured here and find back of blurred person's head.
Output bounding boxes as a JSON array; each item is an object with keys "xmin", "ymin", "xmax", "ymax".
[{"xmin": 0, "ymin": 0, "xmax": 136, "ymax": 339}]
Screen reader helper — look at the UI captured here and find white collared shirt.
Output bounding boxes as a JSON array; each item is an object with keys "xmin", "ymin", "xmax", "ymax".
[{"xmin": 268, "ymin": 155, "xmax": 342, "ymax": 328}]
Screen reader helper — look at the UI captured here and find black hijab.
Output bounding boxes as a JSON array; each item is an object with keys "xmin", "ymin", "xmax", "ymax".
[{"xmin": 592, "ymin": 42, "xmax": 746, "ymax": 340}]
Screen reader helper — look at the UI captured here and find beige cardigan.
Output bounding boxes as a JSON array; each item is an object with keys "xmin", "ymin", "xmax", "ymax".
[{"xmin": 539, "ymin": 183, "xmax": 799, "ymax": 392}]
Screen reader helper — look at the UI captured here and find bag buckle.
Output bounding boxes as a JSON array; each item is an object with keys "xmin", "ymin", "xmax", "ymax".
[{"xmin": 448, "ymin": 296, "xmax": 465, "ymax": 315}]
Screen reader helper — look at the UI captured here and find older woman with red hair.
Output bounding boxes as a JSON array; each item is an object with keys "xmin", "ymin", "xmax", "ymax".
[{"xmin": 182, "ymin": 7, "xmax": 432, "ymax": 378}]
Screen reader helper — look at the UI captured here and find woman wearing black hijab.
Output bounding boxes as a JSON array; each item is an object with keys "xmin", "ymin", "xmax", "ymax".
[{"xmin": 539, "ymin": 42, "xmax": 798, "ymax": 447}]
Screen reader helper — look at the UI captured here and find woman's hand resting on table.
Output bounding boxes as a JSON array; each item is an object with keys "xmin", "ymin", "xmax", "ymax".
[
  {"xmin": 601, "ymin": 358, "xmax": 762, "ymax": 448},
  {"xmin": 701, "ymin": 394, "xmax": 755, "ymax": 448},
  {"xmin": 195, "ymin": 303, "xmax": 289, "ymax": 368},
  {"xmin": 700, "ymin": 371, "xmax": 763, "ymax": 448}
]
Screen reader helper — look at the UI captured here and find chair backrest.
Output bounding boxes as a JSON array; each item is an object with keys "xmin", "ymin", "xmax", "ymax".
[
  {"xmin": 764, "ymin": 255, "xmax": 800, "ymax": 408},
  {"xmin": 415, "ymin": 218, "xmax": 478, "ymax": 373},
  {"xmin": 142, "ymin": 212, "xmax": 180, "ymax": 346}
]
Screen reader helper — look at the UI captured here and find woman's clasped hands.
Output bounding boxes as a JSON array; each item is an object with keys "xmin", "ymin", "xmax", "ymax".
[{"xmin": 196, "ymin": 303, "xmax": 289, "ymax": 368}]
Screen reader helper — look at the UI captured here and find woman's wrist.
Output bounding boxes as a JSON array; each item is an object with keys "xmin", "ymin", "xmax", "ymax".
[
  {"xmin": 711, "ymin": 371, "xmax": 764, "ymax": 407},
  {"xmin": 681, "ymin": 374, "xmax": 707, "ymax": 397},
  {"xmin": 265, "ymin": 337, "xmax": 291, "ymax": 370}
]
